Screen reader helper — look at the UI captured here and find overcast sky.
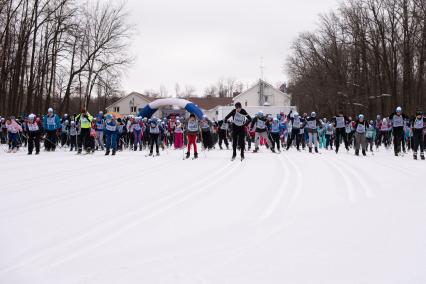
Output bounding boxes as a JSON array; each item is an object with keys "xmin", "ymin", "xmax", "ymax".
[{"xmin": 121, "ymin": 0, "xmax": 340, "ymax": 96}]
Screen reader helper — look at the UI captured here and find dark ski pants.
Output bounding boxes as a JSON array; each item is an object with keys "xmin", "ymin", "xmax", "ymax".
[
  {"xmin": 61, "ymin": 133, "xmax": 68, "ymax": 146},
  {"xmin": 286, "ymin": 128, "xmax": 301, "ymax": 149},
  {"xmin": 380, "ymin": 131, "xmax": 390, "ymax": 147},
  {"xmin": 70, "ymin": 135, "xmax": 77, "ymax": 151},
  {"xmin": 393, "ymin": 127, "xmax": 404, "ymax": 155},
  {"xmin": 325, "ymin": 134, "xmax": 333, "ymax": 149},
  {"xmin": 150, "ymin": 133, "xmax": 160, "ymax": 154},
  {"xmin": 218, "ymin": 129, "xmax": 229, "ymax": 148},
  {"xmin": 78, "ymin": 128, "xmax": 91, "ymax": 151},
  {"xmin": 232, "ymin": 126, "xmax": 245, "ymax": 157},
  {"xmin": 8, "ymin": 132, "xmax": 19, "ymax": 149},
  {"xmin": 45, "ymin": 130, "xmax": 57, "ymax": 151},
  {"xmin": 335, "ymin": 128, "xmax": 348, "ymax": 152},
  {"xmin": 201, "ymin": 130, "xmax": 212, "ymax": 149},
  {"xmin": 28, "ymin": 131, "xmax": 40, "ymax": 154},
  {"xmin": 412, "ymin": 129, "xmax": 424, "ymax": 154},
  {"xmin": 270, "ymin": 132, "xmax": 281, "ymax": 151}
]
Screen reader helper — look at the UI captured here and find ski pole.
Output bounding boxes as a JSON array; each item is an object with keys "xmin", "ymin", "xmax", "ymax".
[{"xmin": 43, "ymin": 135, "xmax": 63, "ymax": 149}]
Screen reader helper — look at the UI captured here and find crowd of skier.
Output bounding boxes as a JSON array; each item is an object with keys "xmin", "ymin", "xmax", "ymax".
[{"xmin": 1, "ymin": 103, "xmax": 425, "ymax": 161}]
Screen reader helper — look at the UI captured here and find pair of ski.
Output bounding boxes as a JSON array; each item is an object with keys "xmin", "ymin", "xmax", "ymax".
[
  {"xmin": 76, "ymin": 151, "xmax": 94, "ymax": 155},
  {"xmin": 231, "ymin": 156, "xmax": 245, "ymax": 162},
  {"xmin": 145, "ymin": 153, "xmax": 160, "ymax": 157},
  {"xmin": 184, "ymin": 156, "xmax": 198, "ymax": 160}
]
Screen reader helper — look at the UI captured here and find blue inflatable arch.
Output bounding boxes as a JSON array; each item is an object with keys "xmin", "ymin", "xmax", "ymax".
[{"xmin": 138, "ymin": 98, "xmax": 204, "ymax": 119}]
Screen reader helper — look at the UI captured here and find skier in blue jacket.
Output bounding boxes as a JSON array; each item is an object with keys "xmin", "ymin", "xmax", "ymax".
[
  {"xmin": 104, "ymin": 114, "xmax": 117, "ymax": 156},
  {"xmin": 42, "ymin": 107, "xmax": 61, "ymax": 151},
  {"xmin": 269, "ymin": 117, "xmax": 285, "ymax": 152}
]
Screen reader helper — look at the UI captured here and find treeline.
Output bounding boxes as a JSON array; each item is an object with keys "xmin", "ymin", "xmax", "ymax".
[
  {"xmin": 0, "ymin": 0, "xmax": 133, "ymax": 116},
  {"xmin": 287, "ymin": 0, "xmax": 426, "ymax": 117}
]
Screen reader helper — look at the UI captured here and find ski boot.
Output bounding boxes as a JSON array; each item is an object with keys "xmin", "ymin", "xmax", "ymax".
[
  {"xmin": 271, "ymin": 148, "xmax": 276, "ymax": 153},
  {"xmin": 314, "ymin": 147, "xmax": 318, "ymax": 153},
  {"xmin": 413, "ymin": 152, "xmax": 417, "ymax": 160},
  {"xmin": 105, "ymin": 150, "xmax": 110, "ymax": 155},
  {"xmin": 355, "ymin": 149, "xmax": 359, "ymax": 156},
  {"xmin": 309, "ymin": 147, "xmax": 312, "ymax": 153},
  {"xmin": 149, "ymin": 152, "xmax": 153, "ymax": 156},
  {"xmin": 194, "ymin": 152, "xmax": 198, "ymax": 159},
  {"xmin": 219, "ymin": 145, "xmax": 223, "ymax": 150},
  {"xmin": 421, "ymin": 153, "xmax": 425, "ymax": 160},
  {"xmin": 253, "ymin": 147, "xmax": 259, "ymax": 153},
  {"xmin": 362, "ymin": 150, "xmax": 366, "ymax": 156},
  {"xmin": 231, "ymin": 154, "xmax": 236, "ymax": 161},
  {"xmin": 186, "ymin": 152, "xmax": 190, "ymax": 159},
  {"xmin": 112, "ymin": 150, "xmax": 116, "ymax": 156},
  {"xmin": 156, "ymin": 152, "xmax": 160, "ymax": 156}
]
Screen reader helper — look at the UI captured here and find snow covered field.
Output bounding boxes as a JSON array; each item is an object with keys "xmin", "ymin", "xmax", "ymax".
[{"xmin": 1, "ymin": 146, "xmax": 425, "ymax": 284}]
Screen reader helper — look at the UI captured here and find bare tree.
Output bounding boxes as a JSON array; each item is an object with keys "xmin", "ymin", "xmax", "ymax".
[{"xmin": 287, "ymin": 0, "xmax": 426, "ymax": 117}]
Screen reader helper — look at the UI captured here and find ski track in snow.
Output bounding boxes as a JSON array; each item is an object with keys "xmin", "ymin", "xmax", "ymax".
[
  {"xmin": 328, "ymin": 154, "xmax": 375, "ymax": 200},
  {"xmin": 257, "ymin": 154, "xmax": 290, "ymax": 221},
  {"xmin": 0, "ymin": 157, "xmax": 240, "ymax": 274},
  {"xmin": 1, "ymin": 146, "xmax": 426, "ymax": 284},
  {"xmin": 320, "ymin": 154, "xmax": 358, "ymax": 203},
  {"xmin": 0, "ymin": 159, "xmax": 181, "ymax": 218}
]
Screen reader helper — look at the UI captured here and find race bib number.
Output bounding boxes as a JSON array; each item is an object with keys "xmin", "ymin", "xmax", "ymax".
[
  {"xmin": 47, "ymin": 117, "xmax": 55, "ymax": 125},
  {"xmin": 106, "ymin": 124, "xmax": 116, "ymax": 131},
  {"xmin": 307, "ymin": 120, "xmax": 316, "ymax": 129},
  {"xmin": 150, "ymin": 125, "xmax": 160, "ymax": 134},
  {"xmin": 187, "ymin": 121, "xmax": 198, "ymax": 132},
  {"xmin": 28, "ymin": 123, "xmax": 39, "ymax": 131},
  {"xmin": 293, "ymin": 117, "xmax": 301, "ymax": 128},
  {"xmin": 256, "ymin": 119, "xmax": 266, "ymax": 129},
  {"xmin": 356, "ymin": 124, "xmax": 365, "ymax": 133},
  {"xmin": 336, "ymin": 117, "xmax": 345, "ymax": 128},
  {"xmin": 233, "ymin": 112, "xmax": 245, "ymax": 127},
  {"xmin": 392, "ymin": 116, "xmax": 403, "ymax": 127},
  {"xmin": 414, "ymin": 119, "xmax": 424, "ymax": 129}
]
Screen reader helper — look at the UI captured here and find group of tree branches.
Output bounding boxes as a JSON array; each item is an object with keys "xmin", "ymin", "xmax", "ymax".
[
  {"xmin": 287, "ymin": 0, "xmax": 426, "ymax": 118},
  {"xmin": 0, "ymin": 0, "xmax": 133, "ymax": 116}
]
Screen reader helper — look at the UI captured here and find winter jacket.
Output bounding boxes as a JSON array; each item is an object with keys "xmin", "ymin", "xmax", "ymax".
[{"xmin": 43, "ymin": 114, "xmax": 61, "ymax": 131}]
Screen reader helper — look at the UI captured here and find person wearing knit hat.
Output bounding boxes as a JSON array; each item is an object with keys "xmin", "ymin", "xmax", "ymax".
[
  {"xmin": 389, "ymin": 106, "xmax": 409, "ymax": 156},
  {"xmin": 42, "ymin": 107, "xmax": 61, "ymax": 151},
  {"xmin": 75, "ymin": 108, "xmax": 93, "ymax": 154},
  {"xmin": 26, "ymin": 114, "xmax": 42, "ymax": 155},
  {"xmin": 104, "ymin": 114, "xmax": 118, "ymax": 155},
  {"xmin": 224, "ymin": 102, "xmax": 252, "ymax": 161},
  {"xmin": 411, "ymin": 111, "xmax": 426, "ymax": 160}
]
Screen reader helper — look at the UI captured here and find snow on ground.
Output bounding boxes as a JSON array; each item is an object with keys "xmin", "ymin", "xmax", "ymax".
[{"xmin": 0, "ymin": 145, "xmax": 425, "ymax": 284}]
